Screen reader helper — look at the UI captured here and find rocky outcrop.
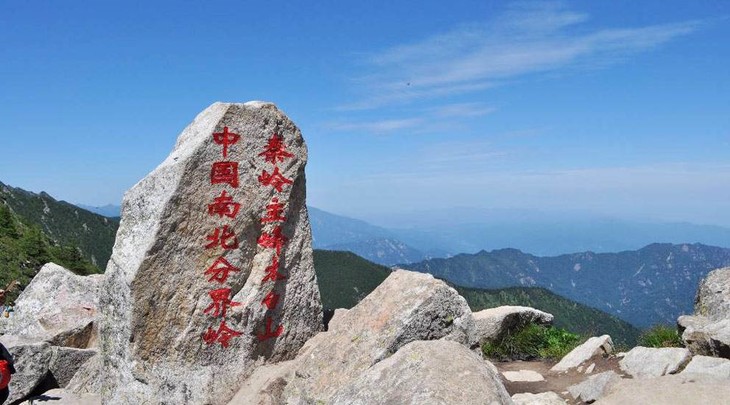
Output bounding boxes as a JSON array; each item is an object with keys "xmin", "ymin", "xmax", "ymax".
[
  {"xmin": 98, "ymin": 102, "xmax": 323, "ymax": 404},
  {"xmin": 231, "ymin": 270, "xmax": 477, "ymax": 403},
  {"xmin": 568, "ymin": 371, "xmax": 621, "ymax": 403},
  {"xmin": 551, "ymin": 335, "xmax": 613, "ymax": 372},
  {"xmin": 285, "ymin": 270, "xmax": 474, "ymax": 402},
  {"xmin": 678, "ymin": 267, "xmax": 730, "ymax": 358},
  {"xmin": 597, "ymin": 374, "xmax": 730, "ymax": 405},
  {"xmin": 680, "ymin": 355, "xmax": 730, "ymax": 379},
  {"xmin": 2, "ymin": 263, "xmax": 102, "ymax": 347},
  {"xmin": 0, "ymin": 335, "xmax": 52, "ymax": 404},
  {"xmin": 619, "ymin": 346, "xmax": 691, "ymax": 378},
  {"xmin": 473, "ymin": 306, "xmax": 553, "ymax": 345},
  {"xmin": 48, "ymin": 347, "xmax": 97, "ymax": 388},
  {"xmin": 329, "ymin": 340, "xmax": 512, "ymax": 405}
]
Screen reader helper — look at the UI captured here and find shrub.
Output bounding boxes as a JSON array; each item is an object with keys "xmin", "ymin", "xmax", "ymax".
[
  {"xmin": 638, "ymin": 325, "xmax": 683, "ymax": 348},
  {"xmin": 481, "ymin": 324, "xmax": 581, "ymax": 361}
]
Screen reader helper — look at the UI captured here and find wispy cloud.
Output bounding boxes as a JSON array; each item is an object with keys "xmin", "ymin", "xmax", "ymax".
[
  {"xmin": 324, "ymin": 118, "xmax": 424, "ymax": 134},
  {"xmin": 345, "ymin": 1, "xmax": 701, "ymax": 109}
]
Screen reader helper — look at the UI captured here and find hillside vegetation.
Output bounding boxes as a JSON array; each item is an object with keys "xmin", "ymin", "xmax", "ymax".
[
  {"xmin": 0, "ymin": 203, "xmax": 100, "ymax": 302},
  {"xmin": 313, "ymin": 249, "xmax": 640, "ymax": 345},
  {"xmin": 402, "ymin": 245, "xmax": 730, "ymax": 327},
  {"xmin": 0, "ymin": 181, "xmax": 119, "ymax": 269},
  {"xmin": 455, "ymin": 285, "xmax": 640, "ymax": 346}
]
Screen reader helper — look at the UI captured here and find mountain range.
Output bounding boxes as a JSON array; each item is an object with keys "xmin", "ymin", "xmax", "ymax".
[
  {"xmin": 5, "ymin": 181, "xmax": 730, "ymax": 332},
  {"xmin": 401, "ymin": 243, "xmax": 730, "ymax": 328},
  {"xmin": 313, "ymin": 249, "xmax": 640, "ymax": 345},
  {"xmin": 77, "ymin": 203, "xmax": 730, "ymax": 267}
]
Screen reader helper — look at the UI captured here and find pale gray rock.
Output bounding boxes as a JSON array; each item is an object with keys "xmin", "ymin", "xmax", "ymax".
[
  {"xmin": 681, "ymin": 355, "xmax": 730, "ymax": 378},
  {"xmin": 585, "ymin": 362, "xmax": 596, "ymax": 374},
  {"xmin": 329, "ymin": 340, "xmax": 512, "ymax": 405},
  {"xmin": 328, "ymin": 308, "xmax": 349, "ymax": 329},
  {"xmin": 20, "ymin": 388, "xmax": 101, "ymax": 405},
  {"xmin": 99, "ymin": 102, "xmax": 322, "ymax": 405},
  {"xmin": 282, "ymin": 270, "xmax": 475, "ymax": 402},
  {"xmin": 227, "ymin": 359, "xmax": 298, "ymax": 405},
  {"xmin": 0, "ymin": 335, "xmax": 52, "ymax": 404},
  {"xmin": 3, "ymin": 263, "xmax": 102, "ymax": 347},
  {"xmin": 678, "ymin": 267, "xmax": 730, "ymax": 358},
  {"xmin": 619, "ymin": 346, "xmax": 691, "ymax": 378},
  {"xmin": 502, "ymin": 369, "xmax": 545, "ymax": 382},
  {"xmin": 678, "ymin": 315, "xmax": 730, "ymax": 358},
  {"xmin": 473, "ymin": 305, "xmax": 553, "ymax": 345},
  {"xmin": 551, "ymin": 335, "xmax": 613, "ymax": 372},
  {"xmin": 568, "ymin": 371, "xmax": 621, "ymax": 403},
  {"xmin": 512, "ymin": 392, "xmax": 565, "ymax": 405},
  {"xmin": 48, "ymin": 346, "xmax": 97, "ymax": 388},
  {"xmin": 694, "ymin": 267, "xmax": 730, "ymax": 321},
  {"xmin": 596, "ymin": 374, "xmax": 730, "ymax": 405},
  {"xmin": 66, "ymin": 353, "xmax": 103, "ymax": 395}
]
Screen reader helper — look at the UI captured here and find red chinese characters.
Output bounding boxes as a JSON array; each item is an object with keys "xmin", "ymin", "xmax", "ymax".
[
  {"xmin": 211, "ymin": 161, "xmax": 239, "ymax": 188},
  {"xmin": 205, "ymin": 225, "xmax": 239, "ymax": 250},
  {"xmin": 258, "ymin": 167, "xmax": 293, "ymax": 192},
  {"xmin": 204, "ymin": 257, "xmax": 241, "ymax": 284},
  {"xmin": 256, "ymin": 131, "xmax": 296, "ymax": 341},
  {"xmin": 259, "ymin": 133, "xmax": 294, "ymax": 165},
  {"xmin": 203, "ymin": 126, "xmax": 244, "ymax": 348},
  {"xmin": 204, "ymin": 288, "xmax": 242, "ymax": 318},
  {"xmin": 203, "ymin": 320, "xmax": 243, "ymax": 348},
  {"xmin": 208, "ymin": 190, "xmax": 241, "ymax": 219},
  {"xmin": 212, "ymin": 126, "xmax": 240, "ymax": 159}
]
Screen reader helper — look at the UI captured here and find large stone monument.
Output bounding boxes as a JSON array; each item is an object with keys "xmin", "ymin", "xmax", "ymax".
[{"xmin": 99, "ymin": 102, "xmax": 323, "ymax": 404}]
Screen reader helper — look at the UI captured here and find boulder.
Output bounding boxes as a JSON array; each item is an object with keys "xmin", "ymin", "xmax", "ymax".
[
  {"xmin": 694, "ymin": 267, "xmax": 730, "ymax": 321},
  {"xmin": 678, "ymin": 267, "xmax": 730, "ymax": 359},
  {"xmin": 678, "ymin": 315, "xmax": 730, "ymax": 358},
  {"xmin": 20, "ymin": 388, "xmax": 101, "ymax": 405},
  {"xmin": 618, "ymin": 346, "xmax": 691, "ymax": 378},
  {"xmin": 512, "ymin": 392, "xmax": 565, "ymax": 405},
  {"xmin": 596, "ymin": 374, "xmax": 730, "ymax": 405},
  {"xmin": 473, "ymin": 306, "xmax": 553, "ymax": 345},
  {"xmin": 0, "ymin": 335, "xmax": 53, "ymax": 404},
  {"xmin": 680, "ymin": 355, "xmax": 730, "ymax": 379},
  {"xmin": 3, "ymin": 263, "xmax": 102, "ymax": 347},
  {"xmin": 98, "ymin": 102, "xmax": 323, "ymax": 404},
  {"xmin": 48, "ymin": 347, "xmax": 97, "ymax": 388},
  {"xmin": 568, "ymin": 371, "xmax": 621, "ymax": 403},
  {"xmin": 550, "ymin": 335, "xmax": 613, "ymax": 372},
  {"xmin": 259, "ymin": 270, "xmax": 475, "ymax": 402},
  {"xmin": 328, "ymin": 340, "xmax": 512, "ymax": 405}
]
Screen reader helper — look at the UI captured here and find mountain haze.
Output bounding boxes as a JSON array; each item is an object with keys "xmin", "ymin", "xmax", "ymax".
[{"xmin": 402, "ymin": 243, "xmax": 730, "ymax": 328}]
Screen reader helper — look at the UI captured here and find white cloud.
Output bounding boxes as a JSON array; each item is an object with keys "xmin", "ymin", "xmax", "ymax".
[
  {"xmin": 347, "ymin": 2, "xmax": 701, "ymax": 109},
  {"xmin": 324, "ymin": 118, "xmax": 424, "ymax": 134}
]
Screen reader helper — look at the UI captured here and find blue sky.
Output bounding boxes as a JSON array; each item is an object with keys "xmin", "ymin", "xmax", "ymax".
[{"xmin": 1, "ymin": 1, "xmax": 728, "ymax": 227}]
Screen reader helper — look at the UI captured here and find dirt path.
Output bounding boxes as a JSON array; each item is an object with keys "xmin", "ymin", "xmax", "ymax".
[{"xmin": 492, "ymin": 356, "xmax": 625, "ymax": 404}]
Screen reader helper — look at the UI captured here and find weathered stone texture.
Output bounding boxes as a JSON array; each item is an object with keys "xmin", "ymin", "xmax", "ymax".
[{"xmin": 99, "ymin": 102, "xmax": 322, "ymax": 404}]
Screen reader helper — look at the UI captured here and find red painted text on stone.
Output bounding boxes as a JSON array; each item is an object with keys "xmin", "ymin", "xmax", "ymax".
[
  {"xmin": 258, "ymin": 167, "xmax": 293, "ymax": 192},
  {"xmin": 208, "ymin": 190, "xmax": 241, "ymax": 219},
  {"xmin": 259, "ymin": 133, "xmax": 294, "ymax": 165},
  {"xmin": 212, "ymin": 126, "xmax": 241, "ymax": 158},
  {"xmin": 204, "ymin": 256, "xmax": 241, "ymax": 284},
  {"xmin": 210, "ymin": 161, "xmax": 239, "ymax": 188}
]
